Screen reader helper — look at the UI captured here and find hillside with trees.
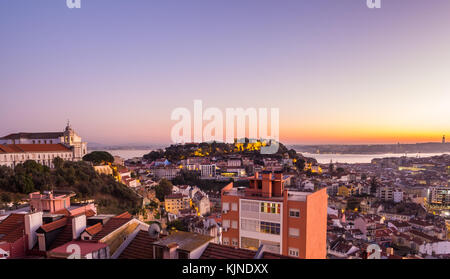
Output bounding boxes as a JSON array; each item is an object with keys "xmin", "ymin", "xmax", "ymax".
[
  {"xmin": 143, "ymin": 139, "xmax": 313, "ymax": 165},
  {"xmin": 0, "ymin": 158, "xmax": 141, "ymax": 214}
]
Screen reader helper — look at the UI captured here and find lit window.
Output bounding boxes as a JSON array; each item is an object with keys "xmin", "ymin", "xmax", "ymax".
[{"xmin": 260, "ymin": 202, "xmax": 280, "ymax": 214}]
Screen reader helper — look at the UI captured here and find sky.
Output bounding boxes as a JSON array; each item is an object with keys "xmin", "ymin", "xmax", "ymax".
[{"xmin": 0, "ymin": 0, "xmax": 449, "ymax": 145}]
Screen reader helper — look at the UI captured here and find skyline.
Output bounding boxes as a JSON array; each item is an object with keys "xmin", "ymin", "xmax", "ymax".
[{"xmin": 1, "ymin": 0, "xmax": 449, "ymax": 145}]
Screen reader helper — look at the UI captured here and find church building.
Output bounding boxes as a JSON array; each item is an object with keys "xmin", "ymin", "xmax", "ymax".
[{"xmin": 0, "ymin": 123, "xmax": 88, "ymax": 168}]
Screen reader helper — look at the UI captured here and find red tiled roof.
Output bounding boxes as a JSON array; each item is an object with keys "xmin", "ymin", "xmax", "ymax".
[
  {"xmin": 0, "ymin": 213, "xmax": 26, "ymax": 243},
  {"xmin": 165, "ymin": 193, "xmax": 184, "ymax": 199},
  {"xmin": 40, "ymin": 218, "xmax": 68, "ymax": 233},
  {"xmin": 262, "ymin": 251, "xmax": 296, "ymax": 259},
  {"xmin": 118, "ymin": 230, "xmax": 157, "ymax": 259},
  {"xmin": 0, "ymin": 144, "xmax": 71, "ymax": 153},
  {"xmin": 0, "ymin": 132, "xmax": 64, "ymax": 140},
  {"xmin": 113, "ymin": 212, "xmax": 132, "ymax": 219},
  {"xmin": 85, "ymin": 223, "xmax": 103, "ymax": 236},
  {"xmin": 85, "ymin": 210, "xmax": 96, "ymax": 217},
  {"xmin": 54, "ymin": 208, "xmax": 71, "ymax": 216},
  {"xmin": 49, "ymin": 240, "xmax": 108, "ymax": 257},
  {"xmin": 91, "ymin": 218, "xmax": 130, "ymax": 241},
  {"xmin": 200, "ymin": 243, "xmax": 257, "ymax": 259},
  {"xmin": 48, "ymin": 218, "xmax": 74, "ymax": 250}
]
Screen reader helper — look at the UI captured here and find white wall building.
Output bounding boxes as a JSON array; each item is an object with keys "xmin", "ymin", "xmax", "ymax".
[{"xmin": 0, "ymin": 123, "xmax": 88, "ymax": 168}]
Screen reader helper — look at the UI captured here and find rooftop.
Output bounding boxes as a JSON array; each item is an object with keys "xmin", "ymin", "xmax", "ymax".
[
  {"xmin": 152, "ymin": 231, "xmax": 213, "ymax": 252},
  {"xmin": 0, "ymin": 213, "xmax": 25, "ymax": 243},
  {"xmin": 118, "ymin": 230, "xmax": 157, "ymax": 259},
  {"xmin": 199, "ymin": 243, "xmax": 257, "ymax": 259},
  {"xmin": 0, "ymin": 144, "xmax": 72, "ymax": 154}
]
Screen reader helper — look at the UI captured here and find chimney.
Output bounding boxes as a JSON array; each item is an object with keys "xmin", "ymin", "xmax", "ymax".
[
  {"xmin": 24, "ymin": 211, "xmax": 43, "ymax": 250},
  {"xmin": 72, "ymin": 214, "xmax": 87, "ymax": 239}
]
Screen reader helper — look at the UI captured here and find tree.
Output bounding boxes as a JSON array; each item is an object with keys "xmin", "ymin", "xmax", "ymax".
[
  {"xmin": 155, "ymin": 179, "xmax": 173, "ymax": 201},
  {"xmin": 1, "ymin": 192, "xmax": 12, "ymax": 208},
  {"xmin": 166, "ymin": 219, "xmax": 187, "ymax": 231},
  {"xmin": 82, "ymin": 151, "xmax": 114, "ymax": 165},
  {"xmin": 295, "ymin": 158, "xmax": 305, "ymax": 172},
  {"xmin": 53, "ymin": 157, "xmax": 64, "ymax": 169},
  {"xmin": 370, "ymin": 177, "xmax": 378, "ymax": 195}
]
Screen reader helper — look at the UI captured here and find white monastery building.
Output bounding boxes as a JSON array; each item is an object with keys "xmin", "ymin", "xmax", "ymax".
[{"xmin": 0, "ymin": 123, "xmax": 87, "ymax": 168}]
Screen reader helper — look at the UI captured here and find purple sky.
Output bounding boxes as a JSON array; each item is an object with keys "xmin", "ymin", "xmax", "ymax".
[{"xmin": 1, "ymin": 0, "xmax": 449, "ymax": 145}]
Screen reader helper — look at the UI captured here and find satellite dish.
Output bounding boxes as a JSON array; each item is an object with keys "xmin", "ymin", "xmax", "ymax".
[{"xmin": 148, "ymin": 223, "xmax": 161, "ymax": 239}]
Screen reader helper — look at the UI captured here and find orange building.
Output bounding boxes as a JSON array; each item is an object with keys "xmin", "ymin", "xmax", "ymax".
[{"xmin": 221, "ymin": 171, "xmax": 328, "ymax": 259}]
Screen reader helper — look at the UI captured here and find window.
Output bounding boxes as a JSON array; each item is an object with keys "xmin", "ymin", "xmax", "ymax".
[
  {"xmin": 289, "ymin": 209, "xmax": 300, "ymax": 218},
  {"xmin": 231, "ymin": 203, "xmax": 238, "ymax": 211},
  {"xmin": 260, "ymin": 202, "xmax": 280, "ymax": 214},
  {"xmin": 241, "ymin": 237, "xmax": 259, "ymax": 251},
  {"xmin": 241, "ymin": 200, "xmax": 259, "ymax": 212},
  {"xmin": 222, "ymin": 202, "xmax": 230, "ymax": 211},
  {"xmin": 260, "ymin": 221, "xmax": 280, "ymax": 235},
  {"xmin": 222, "ymin": 219, "xmax": 230, "ymax": 228},
  {"xmin": 241, "ymin": 218, "xmax": 259, "ymax": 232},
  {"xmin": 232, "ymin": 238, "xmax": 238, "ymax": 246},
  {"xmin": 232, "ymin": 221, "xmax": 238, "ymax": 229},
  {"xmin": 289, "ymin": 228, "xmax": 300, "ymax": 238},
  {"xmin": 223, "ymin": 237, "xmax": 230, "ymax": 245},
  {"xmin": 288, "ymin": 248, "xmax": 299, "ymax": 257}
]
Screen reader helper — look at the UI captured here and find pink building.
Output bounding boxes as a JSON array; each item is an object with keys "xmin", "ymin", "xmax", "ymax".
[{"xmin": 29, "ymin": 191, "xmax": 74, "ymax": 213}]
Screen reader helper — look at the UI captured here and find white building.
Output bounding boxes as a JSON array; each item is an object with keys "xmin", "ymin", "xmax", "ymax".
[
  {"xmin": 0, "ymin": 144, "xmax": 74, "ymax": 168},
  {"xmin": 200, "ymin": 164, "xmax": 216, "ymax": 178},
  {"xmin": 377, "ymin": 186, "xmax": 403, "ymax": 203},
  {"xmin": 0, "ymin": 123, "xmax": 88, "ymax": 168}
]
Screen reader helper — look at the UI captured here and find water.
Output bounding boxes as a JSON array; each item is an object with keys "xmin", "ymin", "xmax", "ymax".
[
  {"xmin": 88, "ymin": 149, "xmax": 450, "ymax": 163},
  {"xmin": 301, "ymin": 152, "xmax": 450, "ymax": 164}
]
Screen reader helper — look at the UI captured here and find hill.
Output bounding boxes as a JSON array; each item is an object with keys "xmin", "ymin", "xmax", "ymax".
[{"xmin": 0, "ymin": 159, "xmax": 142, "ymax": 214}]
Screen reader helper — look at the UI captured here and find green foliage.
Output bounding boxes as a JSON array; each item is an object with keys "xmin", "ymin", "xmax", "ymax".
[
  {"xmin": 82, "ymin": 151, "xmax": 114, "ymax": 165},
  {"xmin": 1, "ymin": 192, "xmax": 12, "ymax": 203},
  {"xmin": 155, "ymin": 179, "xmax": 173, "ymax": 201},
  {"xmin": 0, "ymin": 160, "xmax": 141, "ymax": 214},
  {"xmin": 166, "ymin": 219, "xmax": 188, "ymax": 231},
  {"xmin": 172, "ymin": 170, "xmax": 248, "ymax": 192},
  {"xmin": 143, "ymin": 141, "xmax": 291, "ymax": 163},
  {"xmin": 143, "ymin": 150, "xmax": 165, "ymax": 161},
  {"xmin": 295, "ymin": 158, "xmax": 306, "ymax": 171}
]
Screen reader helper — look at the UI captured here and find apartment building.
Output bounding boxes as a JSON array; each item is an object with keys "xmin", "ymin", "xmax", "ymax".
[
  {"xmin": 164, "ymin": 194, "xmax": 190, "ymax": 215},
  {"xmin": 377, "ymin": 186, "xmax": 404, "ymax": 203},
  {"xmin": 221, "ymin": 171, "xmax": 328, "ymax": 259}
]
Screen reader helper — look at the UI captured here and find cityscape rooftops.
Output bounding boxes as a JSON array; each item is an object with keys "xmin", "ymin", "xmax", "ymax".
[
  {"xmin": 0, "ymin": 144, "xmax": 72, "ymax": 154},
  {"xmin": 152, "ymin": 231, "xmax": 213, "ymax": 252}
]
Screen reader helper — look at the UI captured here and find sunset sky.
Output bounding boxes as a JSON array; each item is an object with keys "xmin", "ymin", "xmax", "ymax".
[{"xmin": 1, "ymin": 0, "xmax": 449, "ymax": 145}]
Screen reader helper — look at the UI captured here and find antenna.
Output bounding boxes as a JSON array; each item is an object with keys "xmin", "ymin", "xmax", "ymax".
[{"xmin": 148, "ymin": 223, "xmax": 161, "ymax": 239}]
